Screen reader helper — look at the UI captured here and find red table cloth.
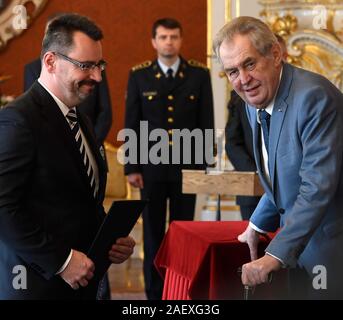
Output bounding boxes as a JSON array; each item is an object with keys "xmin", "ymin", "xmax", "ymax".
[{"xmin": 155, "ymin": 221, "xmax": 287, "ymax": 300}]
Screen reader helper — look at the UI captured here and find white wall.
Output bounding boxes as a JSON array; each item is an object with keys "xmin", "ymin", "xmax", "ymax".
[
  {"xmin": 208, "ymin": 0, "xmax": 228, "ymax": 131},
  {"xmin": 237, "ymin": 0, "xmax": 262, "ymax": 18}
]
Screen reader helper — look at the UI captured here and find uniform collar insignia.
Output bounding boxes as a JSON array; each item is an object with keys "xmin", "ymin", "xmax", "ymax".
[{"xmin": 143, "ymin": 91, "xmax": 157, "ymax": 96}]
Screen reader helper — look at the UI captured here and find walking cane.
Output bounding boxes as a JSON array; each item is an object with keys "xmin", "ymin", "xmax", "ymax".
[
  {"xmin": 237, "ymin": 267, "xmax": 255, "ymax": 300},
  {"xmin": 237, "ymin": 267, "xmax": 273, "ymax": 300}
]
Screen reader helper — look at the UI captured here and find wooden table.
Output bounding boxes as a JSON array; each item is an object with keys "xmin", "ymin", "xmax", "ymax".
[{"xmin": 182, "ymin": 170, "xmax": 264, "ymax": 196}]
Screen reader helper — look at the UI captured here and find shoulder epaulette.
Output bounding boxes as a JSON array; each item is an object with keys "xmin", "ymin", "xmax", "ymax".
[
  {"xmin": 131, "ymin": 60, "xmax": 152, "ymax": 72},
  {"xmin": 188, "ymin": 59, "xmax": 208, "ymax": 70}
]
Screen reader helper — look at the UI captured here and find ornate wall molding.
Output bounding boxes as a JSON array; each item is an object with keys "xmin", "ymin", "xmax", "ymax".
[
  {"xmin": 0, "ymin": 0, "xmax": 47, "ymax": 51},
  {"xmin": 288, "ymin": 29, "xmax": 343, "ymax": 90},
  {"xmin": 259, "ymin": 0, "xmax": 343, "ymax": 91},
  {"xmin": 260, "ymin": 0, "xmax": 343, "ymax": 37}
]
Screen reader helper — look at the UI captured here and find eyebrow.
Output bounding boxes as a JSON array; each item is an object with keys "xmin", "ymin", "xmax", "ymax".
[{"xmin": 224, "ymin": 57, "xmax": 255, "ymax": 73}]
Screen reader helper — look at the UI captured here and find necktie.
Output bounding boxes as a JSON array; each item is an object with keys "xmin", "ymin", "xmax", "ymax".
[
  {"xmin": 66, "ymin": 108, "xmax": 97, "ymax": 198},
  {"xmin": 258, "ymin": 109, "xmax": 271, "ymax": 154},
  {"xmin": 166, "ymin": 68, "xmax": 174, "ymax": 82}
]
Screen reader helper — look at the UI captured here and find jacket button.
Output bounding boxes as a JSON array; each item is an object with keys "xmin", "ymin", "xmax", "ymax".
[{"xmin": 279, "ymin": 208, "xmax": 285, "ymax": 214}]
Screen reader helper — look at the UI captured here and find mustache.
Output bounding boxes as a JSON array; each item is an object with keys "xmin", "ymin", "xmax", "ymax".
[{"xmin": 78, "ymin": 80, "xmax": 97, "ymax": 87}]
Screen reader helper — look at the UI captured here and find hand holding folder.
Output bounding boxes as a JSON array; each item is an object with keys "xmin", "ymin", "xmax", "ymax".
[{"xmin": 87, "ymin": 200, "xmax": 147, "ymax": 282}]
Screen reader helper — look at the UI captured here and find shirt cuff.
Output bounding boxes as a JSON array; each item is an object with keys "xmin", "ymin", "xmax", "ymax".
[
  {"xmin": 55, "ymin": 249, "xmax": 73, "ymax": 275},
  {"xmin": 250, "ymin": 223, "xmax": 286, "ymax": 266},
  {"xmin": 249, "ymin": 221, "xmax": 267, "ymax": 234},
  {"xmin": 265, "ymin": 252, "xmax": 286, "ymax": 267}
]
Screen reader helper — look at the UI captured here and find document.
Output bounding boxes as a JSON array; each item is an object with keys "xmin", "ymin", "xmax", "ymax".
[{"xmin": 87, "ymin": 200, "xmax": 147, "ymax": 281}]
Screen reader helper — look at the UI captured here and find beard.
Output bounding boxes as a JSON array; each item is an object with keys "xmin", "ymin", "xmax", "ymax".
[{"xmin": 75, "ymin": 79, "xmax": 97, "ymax": 101}]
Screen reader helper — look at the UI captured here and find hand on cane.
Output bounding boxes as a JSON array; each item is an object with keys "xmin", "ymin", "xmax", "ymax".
[{"xmin": 238, "ymin": 225, "xmax": 281, "ymax": 293}]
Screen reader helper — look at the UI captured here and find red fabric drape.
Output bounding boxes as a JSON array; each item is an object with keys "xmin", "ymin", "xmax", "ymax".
[{"xmin": 155, "ymin": 221, "xmax": 287, "ymax": 300}]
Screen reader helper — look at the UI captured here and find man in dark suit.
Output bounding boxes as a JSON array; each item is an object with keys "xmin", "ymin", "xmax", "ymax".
[
  {"xmin": 24, "ymin": 58, "xmax": 112, "ymax": 147},
  {"xmin": 124, "ymin": 18, "xmax": 214, "ymax": 300},
  {"xmin": 23, "ymin": 16, "xmax": 113, "ymax": 300},
  {"xmin": 225, "ymin": 35, "xmax": 287, "ymax": 220},
  {"xmin": 0, "ymin": 13, "xmax": 134, "ymax": 300},
  {"xmin": 215, "ymin": 16, "xmax": 343, "ymax": 298}
]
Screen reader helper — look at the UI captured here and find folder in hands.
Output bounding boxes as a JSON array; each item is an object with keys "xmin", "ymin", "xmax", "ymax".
[{"xmin": 87, "ymin": 200, "xmax": 147, "ymax": 282}]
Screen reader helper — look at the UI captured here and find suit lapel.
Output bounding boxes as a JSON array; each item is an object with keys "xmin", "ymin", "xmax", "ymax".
[
  {"xmin": 152, "ymin": 61, "xmax": 167, "ymax": 93},
  {"xmin": 171, "ymin": 59, "xmax": 188, "ymax": 92},
  {"xmin": 269, "ymin": 64, "xmax": 293, "ymax": 195},
  {"xmin": 269, "ymin": 100, "xmax": 287, "ymax": 193},
  {"xmin": 31, "ymin": 82, "xmax": 102, "ymax": 202}
]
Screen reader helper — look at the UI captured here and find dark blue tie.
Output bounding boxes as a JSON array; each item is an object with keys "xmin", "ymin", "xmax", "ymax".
[
  {"xmin": 166, "ymin": 68, "xmax": 174, "ymax": 81},
  {"xmin": 166, "ymin": 68, "xmax": 174, "ymax": 90},
  {"xmin": 259, "ymin": 109, "xmax": 271, "ymax": 154}
]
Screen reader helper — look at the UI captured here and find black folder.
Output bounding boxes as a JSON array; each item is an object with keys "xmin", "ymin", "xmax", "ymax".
[{"xmin": 87, "ymin": 200, "xmax": 147, "ymax": 282}]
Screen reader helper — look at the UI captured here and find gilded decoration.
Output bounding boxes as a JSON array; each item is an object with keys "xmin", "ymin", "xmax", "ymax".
[{"xmin": 259, "ymin": 0, "xmax": 343, "ymax": 91}]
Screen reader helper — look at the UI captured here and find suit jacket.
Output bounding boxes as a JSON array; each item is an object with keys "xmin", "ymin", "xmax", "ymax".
[
  {"xmin": 124, "ymin": 57, "xmax": 214, "ymax": 182},
  {"xmin": 0, "ymin": 81, "xmax": 107, "ymax": 299},
  {"xmin": 247, "ymin": 63, "xmax": 343, "ymax": 293},
  {"xmin": 225, "ymin": 90, "xmax": 261, "ymax": 207},
  {"xmin": 23, "ymin": 58, "xmax": 112, "ymax": 146}
]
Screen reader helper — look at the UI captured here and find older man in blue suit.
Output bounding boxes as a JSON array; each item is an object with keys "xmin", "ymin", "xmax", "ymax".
[{"xmin": 214, "ymin": 16, "xmax": 343, "ymax": 299}]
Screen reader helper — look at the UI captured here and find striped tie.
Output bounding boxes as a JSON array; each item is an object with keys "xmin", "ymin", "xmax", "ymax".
[{"xmin": 66, "ymin": 108, "xmax": 97, "ymax": 198}]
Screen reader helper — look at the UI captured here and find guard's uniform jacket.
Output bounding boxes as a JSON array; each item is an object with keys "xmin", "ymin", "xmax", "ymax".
[{"xmin": 124, "ymin": 57, "xmax": 214, "ymax": 182}]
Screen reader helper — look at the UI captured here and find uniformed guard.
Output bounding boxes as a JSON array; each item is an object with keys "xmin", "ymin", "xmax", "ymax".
[{"xmin": 124, "ymin": 18, "xmax": 214, "ymax": 300}]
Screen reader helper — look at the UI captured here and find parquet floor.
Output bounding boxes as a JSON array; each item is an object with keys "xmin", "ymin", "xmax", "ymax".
[{"xmin": 108, "ymin": 258, "xmax": 147, "ymax": 300}]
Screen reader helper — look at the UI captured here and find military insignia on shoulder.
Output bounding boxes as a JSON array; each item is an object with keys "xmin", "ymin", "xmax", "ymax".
[
  {"xmin": 188, "ymin": 59, "xmax": 208, "ymax": 70},
  {"xmin": 131, "ymin": 60, "xmax": 152, "ymax": 72}
]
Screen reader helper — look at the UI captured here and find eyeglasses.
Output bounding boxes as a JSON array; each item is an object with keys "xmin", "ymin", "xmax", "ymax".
[{"xmin": 54, "ymin": 52, "xmax": 107, "ymax": 71}]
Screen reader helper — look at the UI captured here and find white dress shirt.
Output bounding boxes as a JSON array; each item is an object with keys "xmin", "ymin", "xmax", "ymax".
[{"xmin": 158, "ymin": 57, "xmax": 180, "ymax": 78}]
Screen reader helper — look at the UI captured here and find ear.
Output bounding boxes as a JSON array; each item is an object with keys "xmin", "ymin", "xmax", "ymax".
[
  {"xmin": 42, "ymin": 52, "xmax": 57, "ymax": 73},
  {"xmin": 151, "ymin": 38, "xmax": 157, "ymax": 50},
  {"xmin": 271, "ymin": 42, "xmax": 283, "ymax": 66}
]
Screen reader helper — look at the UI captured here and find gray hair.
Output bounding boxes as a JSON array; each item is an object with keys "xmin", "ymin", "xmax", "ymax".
[{"xmin": 213, "ymin": 16, "xmax": 277, "ymax": 64}]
